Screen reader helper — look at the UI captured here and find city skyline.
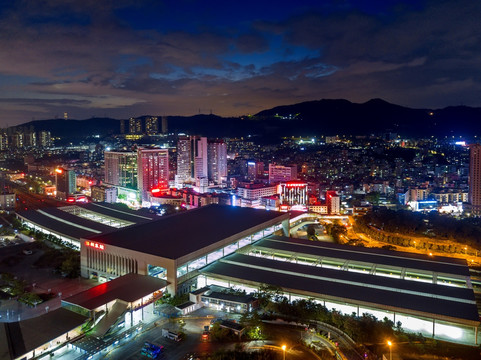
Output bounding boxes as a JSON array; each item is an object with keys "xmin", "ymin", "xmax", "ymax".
[{"xmin": 0, "ymin": 0, "xmax": 480, "ymax": 126}]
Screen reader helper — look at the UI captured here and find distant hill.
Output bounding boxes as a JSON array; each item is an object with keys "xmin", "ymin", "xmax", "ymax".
[
  {"xmin": 253, "ymin": 99, "xmax": 481, "ymax": 137},
  {"xmin": 9, "ymin": 99, "xmax": 481, "ymax": 139},
  {"xmin": 12, "ymin": 118, "xmax": 120, "ymax": 139}
]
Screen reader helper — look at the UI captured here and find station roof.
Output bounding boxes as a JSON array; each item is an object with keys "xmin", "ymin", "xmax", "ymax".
[
  {"xmin": 78, "ymin": 203, "xmax": 157, "ymax": 223},
  {"xmin": 62, "ymin": 273, "xmax": 168, "ymax": 310},
  {"xmin": 201, "ymin": 253, "xmax": 480, "ymax": 324},
  {"xmin": 0, "ymin": 308, "xmax": 87, "ymax": 360},
  {"xmin": 16, "ymin": 203, "xmax": 157, "ymax": 241},
  {"xmin": 255, "ymin": 236, "xmax": 470, "ymax": 277},
  {"xmin": 85, "ymin": 205, "xmax": 289, "ymax": 260},
  {"xmin": 17, "ymin": 208, "xmax": 107, "ymax": 239}
]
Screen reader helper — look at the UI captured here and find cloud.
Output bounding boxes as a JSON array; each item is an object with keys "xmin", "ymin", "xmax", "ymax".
[{"xmin": 0, "ymin": 0, "xmax": 480, "ymax": 125}]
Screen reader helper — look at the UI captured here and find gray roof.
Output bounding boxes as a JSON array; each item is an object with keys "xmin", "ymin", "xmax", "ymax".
[
  {"xmin": 79, "ymin": 203, "xmax": 157, "ymax": 223},
  {"xmin": 16, "ymin": 203, "xmax": 157, "ymax": 242},
  {"xmin": 201, "ymin": 253, "xmax": 480, "ymax": 324},
  {"xmin": 85, "ymin": 205, "xmax": 288, "ymax": 259},
  {"xmin": 17, "ymin": 209, "xmax": 105, "ymax": 239},
  {"xmin": 0, "ymin": 308, "xmax": 87, "ymax": 360},
  {"xmin": 62, "ymin": 273, "xmax": 168, "ymax": 310},
  {"xmin": 202, "ymin": 290, "xmax": 257, "ymax": 304},
  {"xmin": 256, "ymin": 236, "xmax": 470, "ymax": 277}
]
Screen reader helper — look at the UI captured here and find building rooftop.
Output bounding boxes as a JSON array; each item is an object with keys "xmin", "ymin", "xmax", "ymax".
[
  {"xmin": 62, "ymin": 273, "xmax": 168, "ymax": 310},
  {"xmin": 79, "ymin": 203, "xmax": 158, "ymax": 223},
  {"xmin": 202, "ymin": 290, "xmax": 257, "ymax": 304},
  {"xmin": 85, "ymin": 205, "xmax": 289, "ymax": 260},
  {"xmin": 201, "ymin": 253, "xmax": 479, "ymax": 324},
  {"xmin": 17, "ymin": 208, "xmax": 108, "ymax": 239},
  {"xmin": 16, "ymin": 203, "xmax": 157, "ymax": 242},
  {"xmin": 256, "ymin": 235, "xmax": 470, "ymax": 277},
  {"xmin": 0, "ymin": 308, "xmax": 87, "ymax": 360}
]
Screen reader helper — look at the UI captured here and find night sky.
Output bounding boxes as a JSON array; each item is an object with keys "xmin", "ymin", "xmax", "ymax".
[{"xmin": 0, "ymin": 0, "xmax": 480, "ymax": 126}]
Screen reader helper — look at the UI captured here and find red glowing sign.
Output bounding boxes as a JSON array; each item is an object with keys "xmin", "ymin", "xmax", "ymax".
[
  {"xmin": 67, "ymin": 198, "xmax": 75, "ymax": 202},
  {"xmin": 285, "ymin": 183, "xmax": 307, "ymax": 187},
  {"xmin": 85, "ymin": 241, "xmax": 104, "ymax": 250},
  {"xmin": 151, "ymin": 188, "xmax": 161, "ymax": 194},
  {"xmin": 55, "ymin": 168, "xmax": 63, "ymax": 174}
]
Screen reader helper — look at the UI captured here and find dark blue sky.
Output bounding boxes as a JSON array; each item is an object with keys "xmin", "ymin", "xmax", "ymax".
[{"xmin": 0, "ymin": 0, "xmax": 479, "ymax": 125}]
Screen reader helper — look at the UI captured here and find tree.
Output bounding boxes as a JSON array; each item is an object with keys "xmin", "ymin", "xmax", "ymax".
[{"xmin": 306, "ymin": 224, "xmax": 318, "ymax": 241}]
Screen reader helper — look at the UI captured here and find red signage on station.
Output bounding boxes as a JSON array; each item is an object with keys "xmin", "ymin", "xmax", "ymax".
[{"xmin": 85, "ymin": 241, "xmax": 104, "ymax": 250}]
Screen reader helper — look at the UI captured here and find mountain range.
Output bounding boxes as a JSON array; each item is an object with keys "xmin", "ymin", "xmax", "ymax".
[{"xmin": 10, "ymin": 99, "xmax": 481, "ymax": 140}]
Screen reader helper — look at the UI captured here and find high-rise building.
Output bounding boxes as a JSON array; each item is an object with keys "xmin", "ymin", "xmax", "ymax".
[
  {"xmin": 176, "ymin": 136, "xmax": 208, "ymax": 184},
  {"xmin": 247, "ymin": 161, "xmax": 264, "ymax": 181},
  {"xmin": 161, "ymin": 116, "xmax": 168, "ymax": 134},
  {"xmin": 193, "ymin": 136, "xmax": 208, "ymax": 180},
  {"xmin": 469, "ymin": 144, "xmax": 481, "ymax": 216},
  {"xmin": 176, "ymin": 136, "xmax": 192, "ymax": 183},
  {"xmin": 208, "ymin": 140, "xmax": 227, "ymax": 184},
  {"xmin": 0, "ymin": 132, "xmax": 8, "ymax": 151},
  {"xmin": 129, "ymin": 117, "xmax": 142, "ymax": 134},
  {"xmin": 268, "ymin": 164, "xmax": 297, "ymax": 183},
  {"xmin": 326, "ymin": 190, "xmax": 340, "ymax": 215},
  {"xmin": 38, "ymin": 130, "xmax": 52, "ymax": 148},
  {"xmin": 104, "ymin": 151, "xmax": 138, "ymax": 189},
  {"xmin": 145, "ymin": 117, "xmax": 159, "ymax": 135},
  {"xmin": 137, "ymin": 147, "xmax": 169, "ymax": 201},
  {"xmin": 55, "ymin": 167, "xmax": 76, "ymax": 201}
]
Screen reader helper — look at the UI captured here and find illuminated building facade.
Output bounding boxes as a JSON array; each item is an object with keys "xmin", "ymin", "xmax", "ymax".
[
  {"xmin": 137, "ymin": 147, "xmax": 169, "ymax": 202},
  {"xmin": 176, "ymin": 136, "xmax": 208, "ymax": 184},
  {"xmin": 129, "ymin": 117, "xmax": 142, "ymax": 134},
  {"xmin": 279, "ymin": 181, "xmax": 308, "ymax": 206},
  {"xmin": 145, "ymin": 117, "xmax": 159, "ymax": 134},
  {"xmin": 326, "ymin": 190, "xmax": 340, "ymax": 214},
  {"xmin": 80, "ymin": 205, "xmax": 290, "ymax": 294},
  {"xmin": 268, "ymin": 164, "xmax": 297, "ymax": 183},
  {"xmin": 469, "ymin": 144, "xmax": 481, "ymax": 216},
  {"xmin": 55, "ymin": 167, "xmax": 76, "ymax": 201},
  {"xmin": 207, "ymin": 140, "xmax": 227, "ymax": 184},
  {"xmin": 104, "ymin": 151, "xmax": 138, "ymax": 190},
  {"xmin": 237, "ymin": 184, "xmax": 277, "ymax": 200},
  {"xmin": 247, "ymin": 161, "xmax": 264, "ymax": 181}
]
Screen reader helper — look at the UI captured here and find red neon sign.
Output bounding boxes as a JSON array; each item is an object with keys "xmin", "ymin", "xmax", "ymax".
[
  {"xmin": 151, "ymin": 188, "xmax": 161, "ymax": 194},
  {"xmin": 55, "ymin": 168, "xmax": 63, "ymax": 174},
  {"xmin": 285, "ymin": 183, "xmax": 306, "ymax": 187},
  {"xmin": 85, "ymin": 241, "xmax": 104, "ymax": 250}
]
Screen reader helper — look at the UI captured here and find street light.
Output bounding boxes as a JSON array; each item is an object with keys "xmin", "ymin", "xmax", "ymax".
[
  {"xmin": 281, "ymin": 344, "xmax": 286, "ymax": 360},
  {"xmin": 387, "ymin": 340, "xmax": 392, "ymax": 360}
]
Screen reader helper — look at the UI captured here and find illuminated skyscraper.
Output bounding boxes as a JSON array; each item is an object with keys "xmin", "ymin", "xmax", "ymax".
[
  {"xmin": 176, "ymin": 136, "xmax": 208, "ymax": 184},
  {"xmin": 55, "ymin": 167, "xmax": 76, "ymax": 201},
  {"xmin": 208, "ymin": 139, "xmax": 227, "ymax": 184},
  {"xmin": 104, "ymin": 151, "xmax": 138, "ymax": 189},
  {"xmin": 469, "ymin": 144, "xmax": 481, "ymax": 216},
  {"xmin": 129, "ymin": 117, "xmax": 142, "ymax": 134},
  {"xmin": 145, "ymin": 117, "xmax": 159, "ymax": 135},
  {"xmin": 247, "ymin": 161, "xmax": 264, "ymax": 181},
  {"xmin": 137, "ymin": 147, "xmax": 169, "ymax": 201}
]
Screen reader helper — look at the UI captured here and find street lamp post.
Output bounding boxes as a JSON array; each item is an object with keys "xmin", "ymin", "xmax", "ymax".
[
  {"xmin": 282, "ymin": 344, "xmax": 286, "ymax": 360},
  {"xmin": 387, "ymin": 340, "xmax": 392, "ymax": 360}
]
